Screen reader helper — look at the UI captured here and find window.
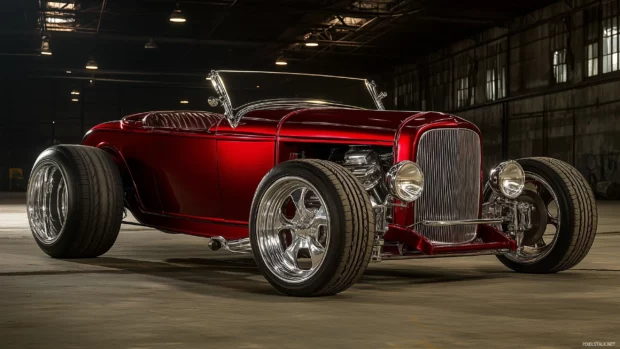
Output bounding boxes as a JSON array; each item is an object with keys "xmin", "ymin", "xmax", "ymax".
[
  {"xmin": 485, "ymin": 41, "xmax": 506, "ymax": 101},
  {"xmin": 585, "ymin": 6, "xmax": 600, "ymax": 77},
  {"xmin": 428, "ymin": 60, "xmax": 451, "ymax": 110},
  {"xmin": 485, "ymin": 68, "xmax": 505, "ymax": 101},
  {"xmin": 603, "ymin": 1, "xmax": 619, "ymax": 73},
  {"xmin": 553, "ymin": 49, "xmax": 568, "ymax": 83},
  {"xmin": 454, "ymin": 53, "xmax": 475, "ymax": 108},
  {"xmin": 457, "ymin": 77, "xmax": 471, "ymax": 107},
  {"xmin": 587, "ymin": 43, "xmax": 599, "ymax": 76},
  {"xmin": 551, "ymin": 19, "xmax": 568, "ymax": 83},
  {"xmin": 486, "ymin": 69, "xmax": 496, "ymax": 101},
  {"xmin": 393, "ymin": 66, "xmax": 421, "ymax": 110}
]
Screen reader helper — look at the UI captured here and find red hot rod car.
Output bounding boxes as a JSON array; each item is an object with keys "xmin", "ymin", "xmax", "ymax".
[{"xmin": 27, "ymin": 70, "xmax": 597, "ymax": 296}]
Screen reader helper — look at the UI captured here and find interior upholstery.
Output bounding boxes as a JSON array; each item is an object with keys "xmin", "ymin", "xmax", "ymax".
[{"xmin": 143, "ymin": 111, "xmax": 223, "ymax": 131}]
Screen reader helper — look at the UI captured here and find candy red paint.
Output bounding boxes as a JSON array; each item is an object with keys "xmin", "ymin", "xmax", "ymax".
[{"xmin": 82, "ymin": 108, "xmax": 512, "ymax": 254}]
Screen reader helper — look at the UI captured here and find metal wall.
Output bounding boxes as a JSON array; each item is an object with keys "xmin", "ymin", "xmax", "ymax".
[{"xmin": 389, "ymin": 0, "xmax": 620, "ymax": 194}]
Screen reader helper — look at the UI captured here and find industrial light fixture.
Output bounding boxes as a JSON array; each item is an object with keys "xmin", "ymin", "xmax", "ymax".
[
  {"xmin": 170, "ymin": 3, "xmax": 186, "ymax": 23},
  {"xmin": 71, "ymin": 98, "xmax": 79, "ymax": 102},
  {"xmin": 304, "ymin": 33, "xmax": 319, "ymax": 47},
  {"xmin": 180, "ymin": 100, "xmax": 189, "ymax": 104},
  {"xmin": 70, "ymin": 90, "xmax": 80, "ymax": 95},
  {"xmin": 144, "ymin": 37, "xmax": 157, "ymax": 49},
  {"xmin": 47, "ymin": 2, "xmax": 75, "ymax": 10},
  {"xmin": 66, "ymin": 70, "xmax": 72, "ymax": 74},
  {"xmin": 40, "ymin": 36, "xmax": 52, "ymax": 56},
  {"xmin": 46, "ymin": 16, "xmax": 75, "ymax": 24},
  {"xmin": 275, "ymin": 56, "xmax": 288, "ymax": 66},
  {"xmin": 85, "ymin": 57, "xmax": 98, "ymax": 70}
]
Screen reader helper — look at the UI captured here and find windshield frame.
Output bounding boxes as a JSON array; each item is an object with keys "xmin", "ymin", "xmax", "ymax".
[{"xmin": 208, "ymin": 70, "xmax": 385, "ymax": 128}]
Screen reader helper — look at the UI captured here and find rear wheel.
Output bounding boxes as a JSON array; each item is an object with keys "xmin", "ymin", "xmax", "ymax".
[
  {"xmin": 27, "ymin": 145, "xmax": 124, "ymax": 258},
  {"xmin": 492, "ymin": 157, "xmax": 597, "ymax": 273},
  {"xmin": 250, "ymin": 159, "xmax": 375, "ymax": 297}
]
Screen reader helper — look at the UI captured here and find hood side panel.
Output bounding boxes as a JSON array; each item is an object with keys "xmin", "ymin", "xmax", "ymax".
[{"xmin": 278, "ymin": 109, "xmax": 422, "ymax": 143}]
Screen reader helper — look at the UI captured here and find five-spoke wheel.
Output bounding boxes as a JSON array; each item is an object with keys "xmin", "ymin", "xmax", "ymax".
[
  {"xmin": 255, "ymin": 177, "xmax": 330, "ymax": 283},
  {"xmin": 250, "ymin": 159, "xmax": 375, "ymax": 296}
]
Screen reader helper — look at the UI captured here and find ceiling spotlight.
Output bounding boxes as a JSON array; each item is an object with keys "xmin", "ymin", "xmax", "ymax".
[
  {"xmin": 46, "ymin": 16, "xmax": 75, "ymax": 24},
  {"xmin": 170, "ymin": 3, "xmax": 186, "ymax": 23},
  {"xmin": 145, "ymin": 37, "xmax": 157, "ymax": 49},
  {"xmin": 40, "ymin": 36, "xmax": 52, "ymax": 56},
  {"xmin": 85, "ymin": 58, "xmax": 98, "ymax": 70},
  {"xmin": 303, "ymin": 33, "xmax": 319, "ymax": 47},
  {"xmin": 275, "ymin": 56, "xmax": 288, "ymax": 66},
  {"xmin": 66, "ymin": 70, "xmax": 71, "ymax": 74},
  {"xmin": 47, "ymin": 2, "xmax": 75, "ymax": 10},
  {"xmin": 70, "ymin": 90, "xmax": 80, "ymax": 95},
  {"xmin": 180, "ymin": 100, "xmax": 189, "ymax": 104},
  {"xmin": 71, "ymin": 98, "xmax": 79, "ymax": 102}
]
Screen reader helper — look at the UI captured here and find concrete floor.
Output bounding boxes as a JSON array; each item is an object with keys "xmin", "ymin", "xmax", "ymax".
[{"xmin": 1, "ymin": 193, "xmax": 619, "ymax": 349}]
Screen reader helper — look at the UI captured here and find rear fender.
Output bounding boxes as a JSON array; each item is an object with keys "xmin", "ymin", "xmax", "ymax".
[{"xmin": 94, "ymin": 142, "xmax": 144, "ymax": 209}]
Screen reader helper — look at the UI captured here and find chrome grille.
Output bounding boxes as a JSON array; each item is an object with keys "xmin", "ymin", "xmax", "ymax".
[{"xmin": 414, "ymin": 128, "xmax": 481, "ymax": 244}]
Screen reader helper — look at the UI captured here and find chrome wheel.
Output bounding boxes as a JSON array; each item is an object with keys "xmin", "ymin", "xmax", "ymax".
[
  {"xmin": 27, "ymin": 163, "xmax": 69, "ymax": 245},
  {"xmin": 255, "ymin": 176, "xmax": 330, "ymax": 284},
  {"xmin": 505, "ymin": 172, "xmax": 561, "ymax": 264}
]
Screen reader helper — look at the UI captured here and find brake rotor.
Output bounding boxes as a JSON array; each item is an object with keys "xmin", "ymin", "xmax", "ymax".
[{"xmin": 517, "ymin": 190, "xmax": 548, "ymax": 246}]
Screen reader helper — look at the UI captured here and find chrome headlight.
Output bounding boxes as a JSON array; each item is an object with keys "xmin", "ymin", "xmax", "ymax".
[
  {"xmin": 489, "ymin": 160, "xmax": 525, "ymax": 199},
  {"xmin": 386, "ymin": 161, "xmax": 424, "ymax": 202}
]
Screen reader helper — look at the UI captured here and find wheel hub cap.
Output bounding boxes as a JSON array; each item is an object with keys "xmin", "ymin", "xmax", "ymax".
[
  {"xmin": 27, "ymin": 163, "xmax": 69, "ymax": 245},
  {"xmin": 255, "ymin": 177, "xmax": 330, "ymax": 284}
]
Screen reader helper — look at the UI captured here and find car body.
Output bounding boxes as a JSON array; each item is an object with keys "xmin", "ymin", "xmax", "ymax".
[
  {"xmin": 82, "ymin": 80, "xmax": 509, "ymax": 256},
  {"xmin": 29, "ymin": 70, "xmax": 597, "ymax": 296}
]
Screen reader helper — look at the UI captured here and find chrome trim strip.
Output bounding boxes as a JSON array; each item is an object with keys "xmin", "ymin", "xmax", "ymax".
[
  {"xmin": 410, "ymin": 218, "xmax": 504, "ymax": 228},
  {"xmin": 235, "ymin": 99, "xmax": 366, "ymax": 119},
  {"xmin": 413, "ymin": 128, "xmax": 481, "ymax": 244}
]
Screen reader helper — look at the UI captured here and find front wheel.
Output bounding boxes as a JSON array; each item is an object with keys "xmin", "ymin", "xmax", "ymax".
[
  {"xmin": 492, "ymin": 157, "xmax": 597, "ymax": 273},
  {"xmin": 249, "ymin": 159, "xmax": 375, "ymax": 297}
]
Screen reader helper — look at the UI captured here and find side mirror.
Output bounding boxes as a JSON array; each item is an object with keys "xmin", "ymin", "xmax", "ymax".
[{"xmin": 208, "ymin": 96, "xmax": 221, "ymax": 107}]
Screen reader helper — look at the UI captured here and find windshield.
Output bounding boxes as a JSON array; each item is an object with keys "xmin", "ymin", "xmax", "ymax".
[{"xmin": 214, "ymin": 70, "xmax": 380, "ymax": 112}]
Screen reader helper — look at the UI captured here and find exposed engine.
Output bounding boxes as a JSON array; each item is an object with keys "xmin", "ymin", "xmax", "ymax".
[{"xmin": 341, "ymin": 146, "xmax": 392, "ymax": 208}]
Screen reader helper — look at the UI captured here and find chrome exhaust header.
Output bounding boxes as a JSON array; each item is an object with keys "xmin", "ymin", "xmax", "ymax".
[{"xmin": 209, "ymin": 237, "xmax": 252, "ymax": 254}]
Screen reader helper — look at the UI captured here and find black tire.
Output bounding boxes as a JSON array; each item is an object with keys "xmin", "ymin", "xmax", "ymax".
[
  {"xmin": 250, "ymin": 159, "xmax": 375, "ymax": 296},
  {"xmin": 496, "ymin": 157, "xmax": 597, "ymax": 273},
  {"xmin": 27, "ymin": 145, "xmax": 124, "ymax": 258}
]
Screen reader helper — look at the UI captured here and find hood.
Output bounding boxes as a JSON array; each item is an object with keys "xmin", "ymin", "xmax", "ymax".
[
  {"xmin": 222, "ymin": 107, "xmax": 475, "ymax": 144},
  {"xmin": 277, "ymin": 109, "xmax": 420, "ymax": 143}
]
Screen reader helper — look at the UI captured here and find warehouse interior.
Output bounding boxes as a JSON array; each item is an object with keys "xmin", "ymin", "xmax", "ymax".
[{"xmin": 1, "ymin": 1, "xmax": 619, "ymax": 348}]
